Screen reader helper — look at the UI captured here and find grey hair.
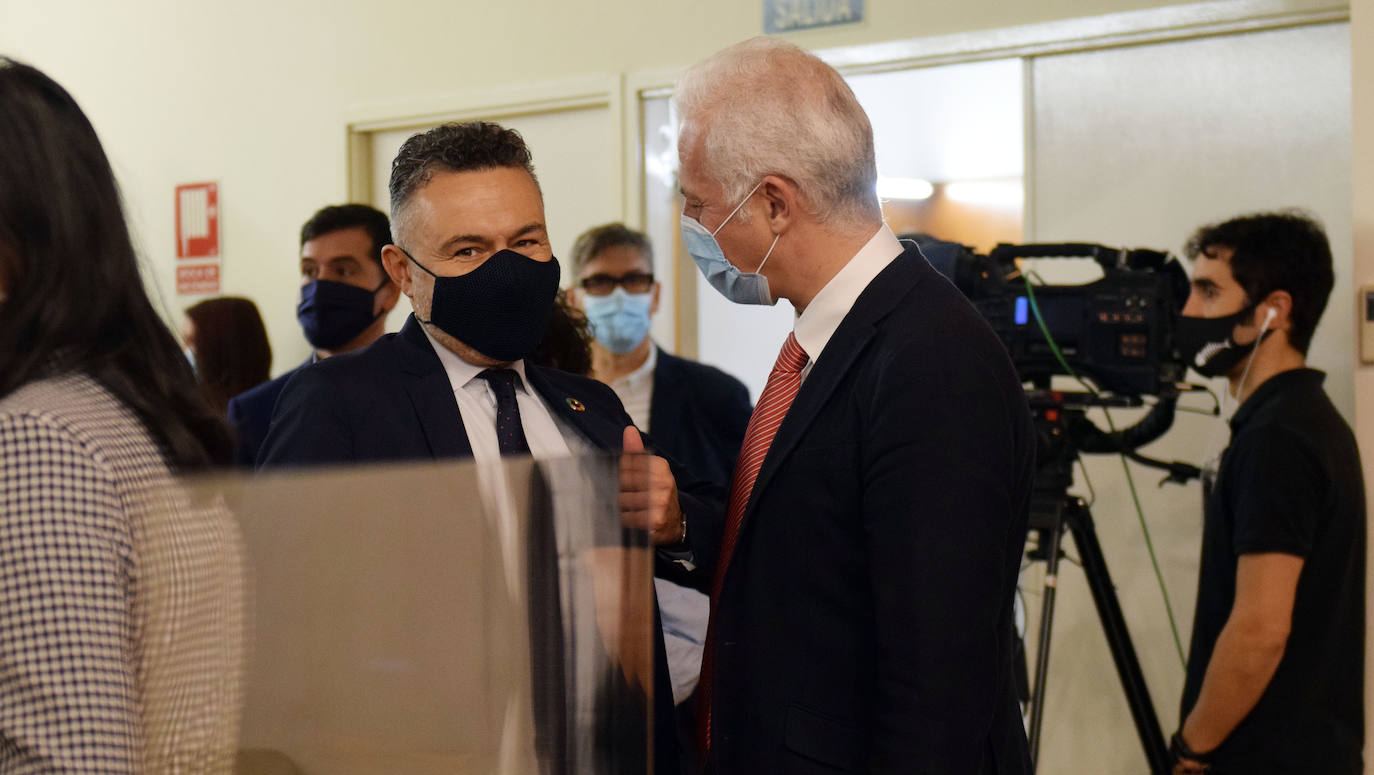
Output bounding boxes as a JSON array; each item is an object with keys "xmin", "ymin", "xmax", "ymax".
[
  {"xmin": 387, "ymin": 121, "xmax": 538, "ymax": 244},
  {"xmin": 674, "ymin": 37, "xmax": 881, "ymax": 226}
]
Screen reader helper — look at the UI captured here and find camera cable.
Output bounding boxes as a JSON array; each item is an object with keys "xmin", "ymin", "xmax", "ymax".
[{"xmin": 1022, "ymin": 271, "xmax": 1188, "ymax": 669}]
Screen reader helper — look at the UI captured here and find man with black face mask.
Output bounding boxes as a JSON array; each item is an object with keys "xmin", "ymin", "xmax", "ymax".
[
  {"xmin": 258, "ymin": 121, "xmax": 714, "ymax": 774},
  {"xmin": 1169, "ymin": 211, "xmax": 1364, "ymax": 775},
  {"xmin": 227, "ymin": 204, "xmax": 399, "ymax": 466}
]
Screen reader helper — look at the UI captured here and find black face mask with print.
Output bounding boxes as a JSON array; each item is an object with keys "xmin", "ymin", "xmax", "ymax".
[{"xmin": 1173, "ymin": 304, "xmax": 1272, "ymax": 378}]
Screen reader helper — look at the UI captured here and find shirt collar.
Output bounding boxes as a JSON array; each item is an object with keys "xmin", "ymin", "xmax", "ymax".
[
  {"xmin": 793, "ymin": 223, "xmax": 904, "ymax": 364},
  {"xmin": 1230, "ymin": 367, "xmax": 1324, "ymax": 430},
  {"xmin": 421, "ymin": 326, "xmax": 530, "ymax": 392},
  {"xmin": 612, "ymin": 343, "xmax": 658, "ymax": 391}
]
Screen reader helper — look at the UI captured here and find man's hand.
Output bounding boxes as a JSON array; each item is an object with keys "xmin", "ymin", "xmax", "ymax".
[
  {"xmin": 620, "ymin": 426, "xmax": 685, "ymax": 545},
  {"xmin": 582, "ymin": 546, "xmax": 655, "ymax": 690}
]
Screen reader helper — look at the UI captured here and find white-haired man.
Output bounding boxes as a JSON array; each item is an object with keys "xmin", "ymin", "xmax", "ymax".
[{"xmin": 674, "ymin": 37, "xmax": 1036, "ymax": 773}]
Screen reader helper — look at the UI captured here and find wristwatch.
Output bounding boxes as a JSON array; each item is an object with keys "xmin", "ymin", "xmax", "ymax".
[{"xmin": 1170, "ymin": 731, "xmax": 1213, "ymax": 772}]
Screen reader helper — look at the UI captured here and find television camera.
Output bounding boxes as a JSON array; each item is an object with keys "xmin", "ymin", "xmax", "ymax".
[{"xmin": 916, "ymin": 238, "xmax": 1200, "ymax": 774}]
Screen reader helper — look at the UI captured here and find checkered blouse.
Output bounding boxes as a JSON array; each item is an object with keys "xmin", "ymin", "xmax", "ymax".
[{"xmin": 0, "ymin": 372, "xmax": 244, "ymax": 773}]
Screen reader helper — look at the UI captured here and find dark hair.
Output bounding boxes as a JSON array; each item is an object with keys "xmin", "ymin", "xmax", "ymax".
[
  {"xmin": 185, "ymin": 297, "xmax": 272, "ymax": 414},
  {"xmin": 530, "ymin": 291, "xmax": 594, "ymax": 376},
  {"xmin": 388, "ymin": 121, "xmax": 538, "ymax": 238},
  {"xmin": 0, "ymin": 58, "xmax": 232, "ymax": 470},
  {"xmin": 1184, "ymin": 210, "xmax": 1334, "ymax": 354},
  {"xmin": 569, "ymin": 222, "xmax": 654, "ymax": 276},
  {"xmin": 300, "ymin": 204, "xmax": 391, "ymax": 268}
]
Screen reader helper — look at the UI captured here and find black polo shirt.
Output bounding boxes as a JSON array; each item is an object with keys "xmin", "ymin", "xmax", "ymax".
[{"xmin": 1180, "ymin": 368, "xmax": 1365, "ymax": 773}]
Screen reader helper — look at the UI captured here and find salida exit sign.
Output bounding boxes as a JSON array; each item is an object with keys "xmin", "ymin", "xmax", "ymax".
[{"xmin": 764, "ymin": 0, "xmax": 863, "ymax": 34}]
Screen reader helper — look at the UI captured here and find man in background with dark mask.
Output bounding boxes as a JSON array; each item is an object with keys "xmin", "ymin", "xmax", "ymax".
[
  {"xmin": 226, "ymin": 204, "xmax": 399, "ymax": 466},
  {"xmin": 1170, "ymin": 211, "xmax": 1364, "ymax": 775}
]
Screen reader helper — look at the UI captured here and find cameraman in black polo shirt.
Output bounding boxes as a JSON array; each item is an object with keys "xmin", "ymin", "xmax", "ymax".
[{"xmin": 1170, "ymin": 211, "xmax": 1365, "ymax": 774}]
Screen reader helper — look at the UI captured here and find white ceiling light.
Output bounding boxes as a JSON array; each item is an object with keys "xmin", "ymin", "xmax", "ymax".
[
  {"xmin": 876, "ymin": 176, "xmax": 934, "ymax": 201},
  {"xmin": 944, "ymin": 180, "xmax": 1024, "ymax": 209}
]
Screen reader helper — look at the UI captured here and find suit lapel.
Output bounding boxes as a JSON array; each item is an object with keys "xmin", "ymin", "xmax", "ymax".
[
  {"xmin": 395, "ymin": 316, "xmax": 473, "ymax": 460},
  {"xmin": 526, "ymin": 367, "xmax": 624, "ymax": 451},
  {"xmin": 739, "ymin": 323, "xmax": 875, "ymax": 521},
  {"xmin": 732, "ymin": 248, "xmax": 930, "ymax": 541},
  {"xmin": 649, "ymin": 351, "xmax": 687, "ymax": 436}
]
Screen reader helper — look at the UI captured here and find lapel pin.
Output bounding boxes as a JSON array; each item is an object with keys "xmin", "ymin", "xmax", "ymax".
[{"xmin": 566, "ymin": 397, "xmax": 586, "ymax": 413}]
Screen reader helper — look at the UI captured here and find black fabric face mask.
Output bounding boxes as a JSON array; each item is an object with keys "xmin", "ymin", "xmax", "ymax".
[
  {"xmin": 297, "ymin": 278, "xmax": 387, "ymax": 351},
  {"xmin": 1174, "ymin": 304, "xmax": 1272, "ymax": 378},
  {"xmin": 399, "ymin": 247, "xmax": 560, "ymax": 363}
]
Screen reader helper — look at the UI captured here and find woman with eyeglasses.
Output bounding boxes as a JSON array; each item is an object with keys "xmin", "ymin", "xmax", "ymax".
[{"xmin": 0, "ymin": 58, "xmax": 244, "ymax": 771}]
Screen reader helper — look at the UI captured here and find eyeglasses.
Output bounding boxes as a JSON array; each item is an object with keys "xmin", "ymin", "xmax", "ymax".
[{"xmin": 578, "ymin": 271, "xmax": 655, "ymax": 296}]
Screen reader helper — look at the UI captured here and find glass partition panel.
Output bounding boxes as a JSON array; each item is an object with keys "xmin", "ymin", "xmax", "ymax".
[{"xmin": 168, "ymin": 454, "xmax": 652, "ymax": 775}]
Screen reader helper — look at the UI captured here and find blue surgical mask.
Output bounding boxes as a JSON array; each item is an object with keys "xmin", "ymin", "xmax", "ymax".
[
  {"xmin": 680, "ymin": 180, "xmax": 780, "ymax": 306},
  {"xmin": 583, "ymin": 287, "xmax": 653, "ymax": 354}
]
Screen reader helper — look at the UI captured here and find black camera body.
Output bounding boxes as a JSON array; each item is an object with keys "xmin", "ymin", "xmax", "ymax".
[{"xmin": 928, "ymin": 240, "xmax": 1190, "ymax": 397}]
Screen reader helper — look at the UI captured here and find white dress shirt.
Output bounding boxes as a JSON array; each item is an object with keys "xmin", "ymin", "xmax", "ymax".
[
  {"xmin": 609, "ymin": 344, "xmax": 657, "ymax": 431},
  {"xmin": 423, "ymin": 329, "xmax": 614, "ymax": 765},
  {"xmin": 793, "ymin": 223, "xmax": 905, "ymax": 381},
  {"xmin": 421, "ymin": 327, "xmax": 584, "ymax": 461}
]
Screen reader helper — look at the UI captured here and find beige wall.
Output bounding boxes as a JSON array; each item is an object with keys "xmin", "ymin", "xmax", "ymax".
[
  {"xmin": 1353, "ymin": 0, "xmax": 1374, "ymax": 765},
  {"xmin": 1, "ymin": 0, "xmax": 1208, "ymax": 371},
  {"xmin": 3, "ymin": 0, "xmax": 1369, "ymax": 767}
]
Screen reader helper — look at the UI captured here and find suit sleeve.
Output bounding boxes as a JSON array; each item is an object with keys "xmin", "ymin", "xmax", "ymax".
[
  {"xmin": 0, "ymin": 412, "xmax": 143, "ymax": 772},
  {"xmin": 255, "ymin": 367, "xmax": 354, "ymax": 468},
  {"xmin": 224, "ymin": 395, "xmax": 259, "ymax": 469},
  {"xmin": 862, "ymin": 338, "xmax": 1031, "ymax": 771}
]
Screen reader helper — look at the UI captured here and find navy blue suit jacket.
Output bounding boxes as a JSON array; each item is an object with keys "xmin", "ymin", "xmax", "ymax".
[
  {"xmin": 692, "ymin": 246, "xmax": 1036, "ymax": 774},
  {"xmin": 257, "ymin": 318, "xmax": 676, "ymax": 466},
  {"xmin": 225, "ymin": 360, "xmax": 308, "ymax": 468},
  {"xmin": 258, "ymin": 315, "xmax": 711, "ymax": 773},
  {"xmin": 649, "ymin": 351, "xmax": 752, "ymax": 489}
]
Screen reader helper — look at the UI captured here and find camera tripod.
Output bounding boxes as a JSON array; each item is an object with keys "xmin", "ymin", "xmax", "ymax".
[{"xmin": 1022, "ymin": 392, "xmax": 1170, "ymax": 774}]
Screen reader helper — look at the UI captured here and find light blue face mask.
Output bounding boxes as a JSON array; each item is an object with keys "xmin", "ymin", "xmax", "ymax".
[
  {"xmin": 679, "ymin": 180, "xmax": 780, "ymax": 306},
  {"xmin": 583, "ymin": 287, "xmax": 654, "ymax": 354}
]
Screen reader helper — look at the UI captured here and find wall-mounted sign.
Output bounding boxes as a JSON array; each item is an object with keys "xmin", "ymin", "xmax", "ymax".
[
  {"xmin": 176, "ymin": 262, "xmax": 220, "ymax": 296},
  {"xmin": 175, "ymin": 181, "xmax": 220, "ymax": 296},
  {"xmin": 175, "ymin": 181, "xmax": 219, "ymax": 259},
  {"xmin": 764, "ymin": 0, "xmax": 863, "ymax": 34}
]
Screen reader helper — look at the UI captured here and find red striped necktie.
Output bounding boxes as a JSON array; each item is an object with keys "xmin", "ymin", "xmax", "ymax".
[{"xmin": 697, "ymin": 331, "xmax": 809, "ymax": 757}]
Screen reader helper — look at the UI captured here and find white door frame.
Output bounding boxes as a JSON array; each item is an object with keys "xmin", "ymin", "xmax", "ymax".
[{"xmin": 344, "ymin": 74, "xmax": 624, "ymax": 214}]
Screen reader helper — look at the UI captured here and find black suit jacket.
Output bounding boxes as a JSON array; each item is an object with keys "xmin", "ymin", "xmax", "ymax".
[
  {"xmin": 257, "ymin": 319, "xmax": 646, "ymax": 466},
  {"xmin": 691, "ymin": 247, "xmax": 1036, "ymax": 774},
  {"xmin": 258, "ymin": 316, "xmax": 708, "ymax": 774},
  {"xmin": 649, "ymin": 350, "xmax": 752, "ymax": 489},
  {"xmin": 226, "ymin": 360, "xmax": 307, "ymax": 468}
]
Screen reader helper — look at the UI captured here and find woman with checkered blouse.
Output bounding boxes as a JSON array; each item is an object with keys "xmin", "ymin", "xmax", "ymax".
[{"xmin": 0, "ymin": 59, "xmax": 244, "ymax": 773}]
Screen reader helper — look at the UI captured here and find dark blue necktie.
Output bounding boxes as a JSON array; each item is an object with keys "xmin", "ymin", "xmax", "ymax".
[
  {"xmin": 479, "ymin": 369, "xmax": 566, "ymax": 772},
  {"xmin": 477, "ymin": 369, "xmax": 531, "ymax": 456}
]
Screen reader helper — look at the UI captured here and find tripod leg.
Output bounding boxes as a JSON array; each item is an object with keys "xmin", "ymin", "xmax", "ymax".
[
  {"xmin": 1062, "ymin": 501, "xmax": 1170, "ymax": 775},
  {"xmin": 1026, "ymin": 515, "xmax": 1064, "ymax": 771}
]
